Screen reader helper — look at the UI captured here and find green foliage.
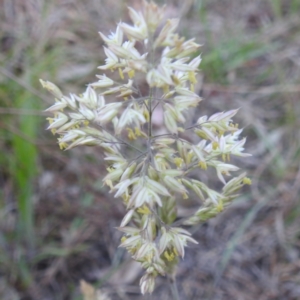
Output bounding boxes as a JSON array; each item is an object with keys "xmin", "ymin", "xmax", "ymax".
[{"xmin": 11, "ymin": 87, "xmax": 39, "ymax": 247}]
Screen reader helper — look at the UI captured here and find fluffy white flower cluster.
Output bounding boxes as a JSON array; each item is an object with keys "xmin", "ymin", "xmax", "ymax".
[{"xmin": 41, "ymin": 1, "xmax": 251, "ymax": 294}]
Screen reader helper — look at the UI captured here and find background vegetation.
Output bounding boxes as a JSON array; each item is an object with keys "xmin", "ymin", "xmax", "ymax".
[{"xmin": 1, "ymin": 0, "xmax": 300, "ymax": 299}]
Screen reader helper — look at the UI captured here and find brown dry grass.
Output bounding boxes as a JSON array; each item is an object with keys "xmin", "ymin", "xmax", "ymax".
[{"xmin": 1, "ymin": 0, "xmax": 300, "ymax": 299}]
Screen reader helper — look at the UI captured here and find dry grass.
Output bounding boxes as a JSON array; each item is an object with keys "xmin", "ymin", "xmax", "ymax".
[{"xmin": 1, "ymin": 0, "xmax": 300, "ymax": 299}]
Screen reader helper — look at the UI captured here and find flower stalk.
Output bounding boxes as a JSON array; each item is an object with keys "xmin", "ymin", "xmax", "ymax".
[{"xmin": 41, "ymin": 1, "xmax": 251, "ymax": 295}]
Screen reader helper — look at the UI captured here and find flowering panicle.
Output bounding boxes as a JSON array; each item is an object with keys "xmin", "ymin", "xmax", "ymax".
[{"xmin": 41, "ymin": 1, "xmax": 251, "ymax": 294}]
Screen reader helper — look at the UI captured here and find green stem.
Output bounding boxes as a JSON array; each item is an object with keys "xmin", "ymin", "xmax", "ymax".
[
  {"xmin": 169, "ymin": 275, "xmax": 180, "ymax": 300},
  {"xmin": 147, "ymin": 30, "xmax": 155, "ymax": 140},
  {"xmin": 148, "ymin": 87, "xmax": 153, "ymax": 138}
]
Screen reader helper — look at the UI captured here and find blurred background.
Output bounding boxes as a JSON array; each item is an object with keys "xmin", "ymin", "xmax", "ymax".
[{"xmin": 1, "ymin": 0, "xmax": 300, "ymax": 299}]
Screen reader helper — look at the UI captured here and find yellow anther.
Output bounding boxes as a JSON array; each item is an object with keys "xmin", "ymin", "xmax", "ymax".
[
  {"xmin": 137, "ymin": 205, "xmax": 151, "ymax": 215},
  {"xmin": 212, "ymin": 141, "xmax": 219, "ymax": 150},
  {"xmin": 135, "ymin": 127, "xmax": 141, "ymax": 136},
  {"xmin": 164, "ymin": 250, "xmax": 175, "ymax": 262},
  {"xmin": 122, "ymin": 194, "xmax": 130, "ymax": 204},
  {"xmin": 106, "ymin": 166, "xmax": 114, "ymax": 172},
  {"xmin": 143, "ymin": 109, "xmax": 150, "ymax": 122},
  {"xmin": 134, "ymin": 127, "xmax": 141, "ymax": 136},
  {"xmin": 127, "ymin": 128, "xmax": 137, "ymax": 140},
  {"xmin": 128, "ymin": 69, "xmax": 135, "ymax": 78},
  {"xmin": 243, "ymin": 177, "xmax": 252, "ymax": 185},
  {"xmin": 222, "ymin": 153, "xmax": 226, "ymax": 162},
  {"xmin": 216, "ymin": 199, "xmax": 223, "ymax": 212},
  {"xmin": 186, "ymin": 152, "xmax": 193, "ymax": 165},
  {"xmin": 198, "ymin": 161, "xmax": 207, "ymax": 170},
  {"xmin": 171, "ymin": 75, "xmax": 180, "ymax": 85},
  {"xmin": 174, "ymin": 157, "xmax": 183, "ymax": 168},
  {"xmin": 135, "ymin": 127, "xmax": 147, "ymax": 138},
  {"xmin": 59, "ymin": 142, "xmax": 68, "ymax": 150},
  {"xmin": 163, "ymin": 85, "xmax": 169, "ymax": 94},
  {"xmin": 188, "ymin": 71, "xmax": 197, "ymax": 84},
  {"xmin": 47, "ymin": 117, "xmax": 54, "ymax": 124},
  {"xmin": 118, "ymin": 68, "xmax": 124, "ymax": 80}
]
